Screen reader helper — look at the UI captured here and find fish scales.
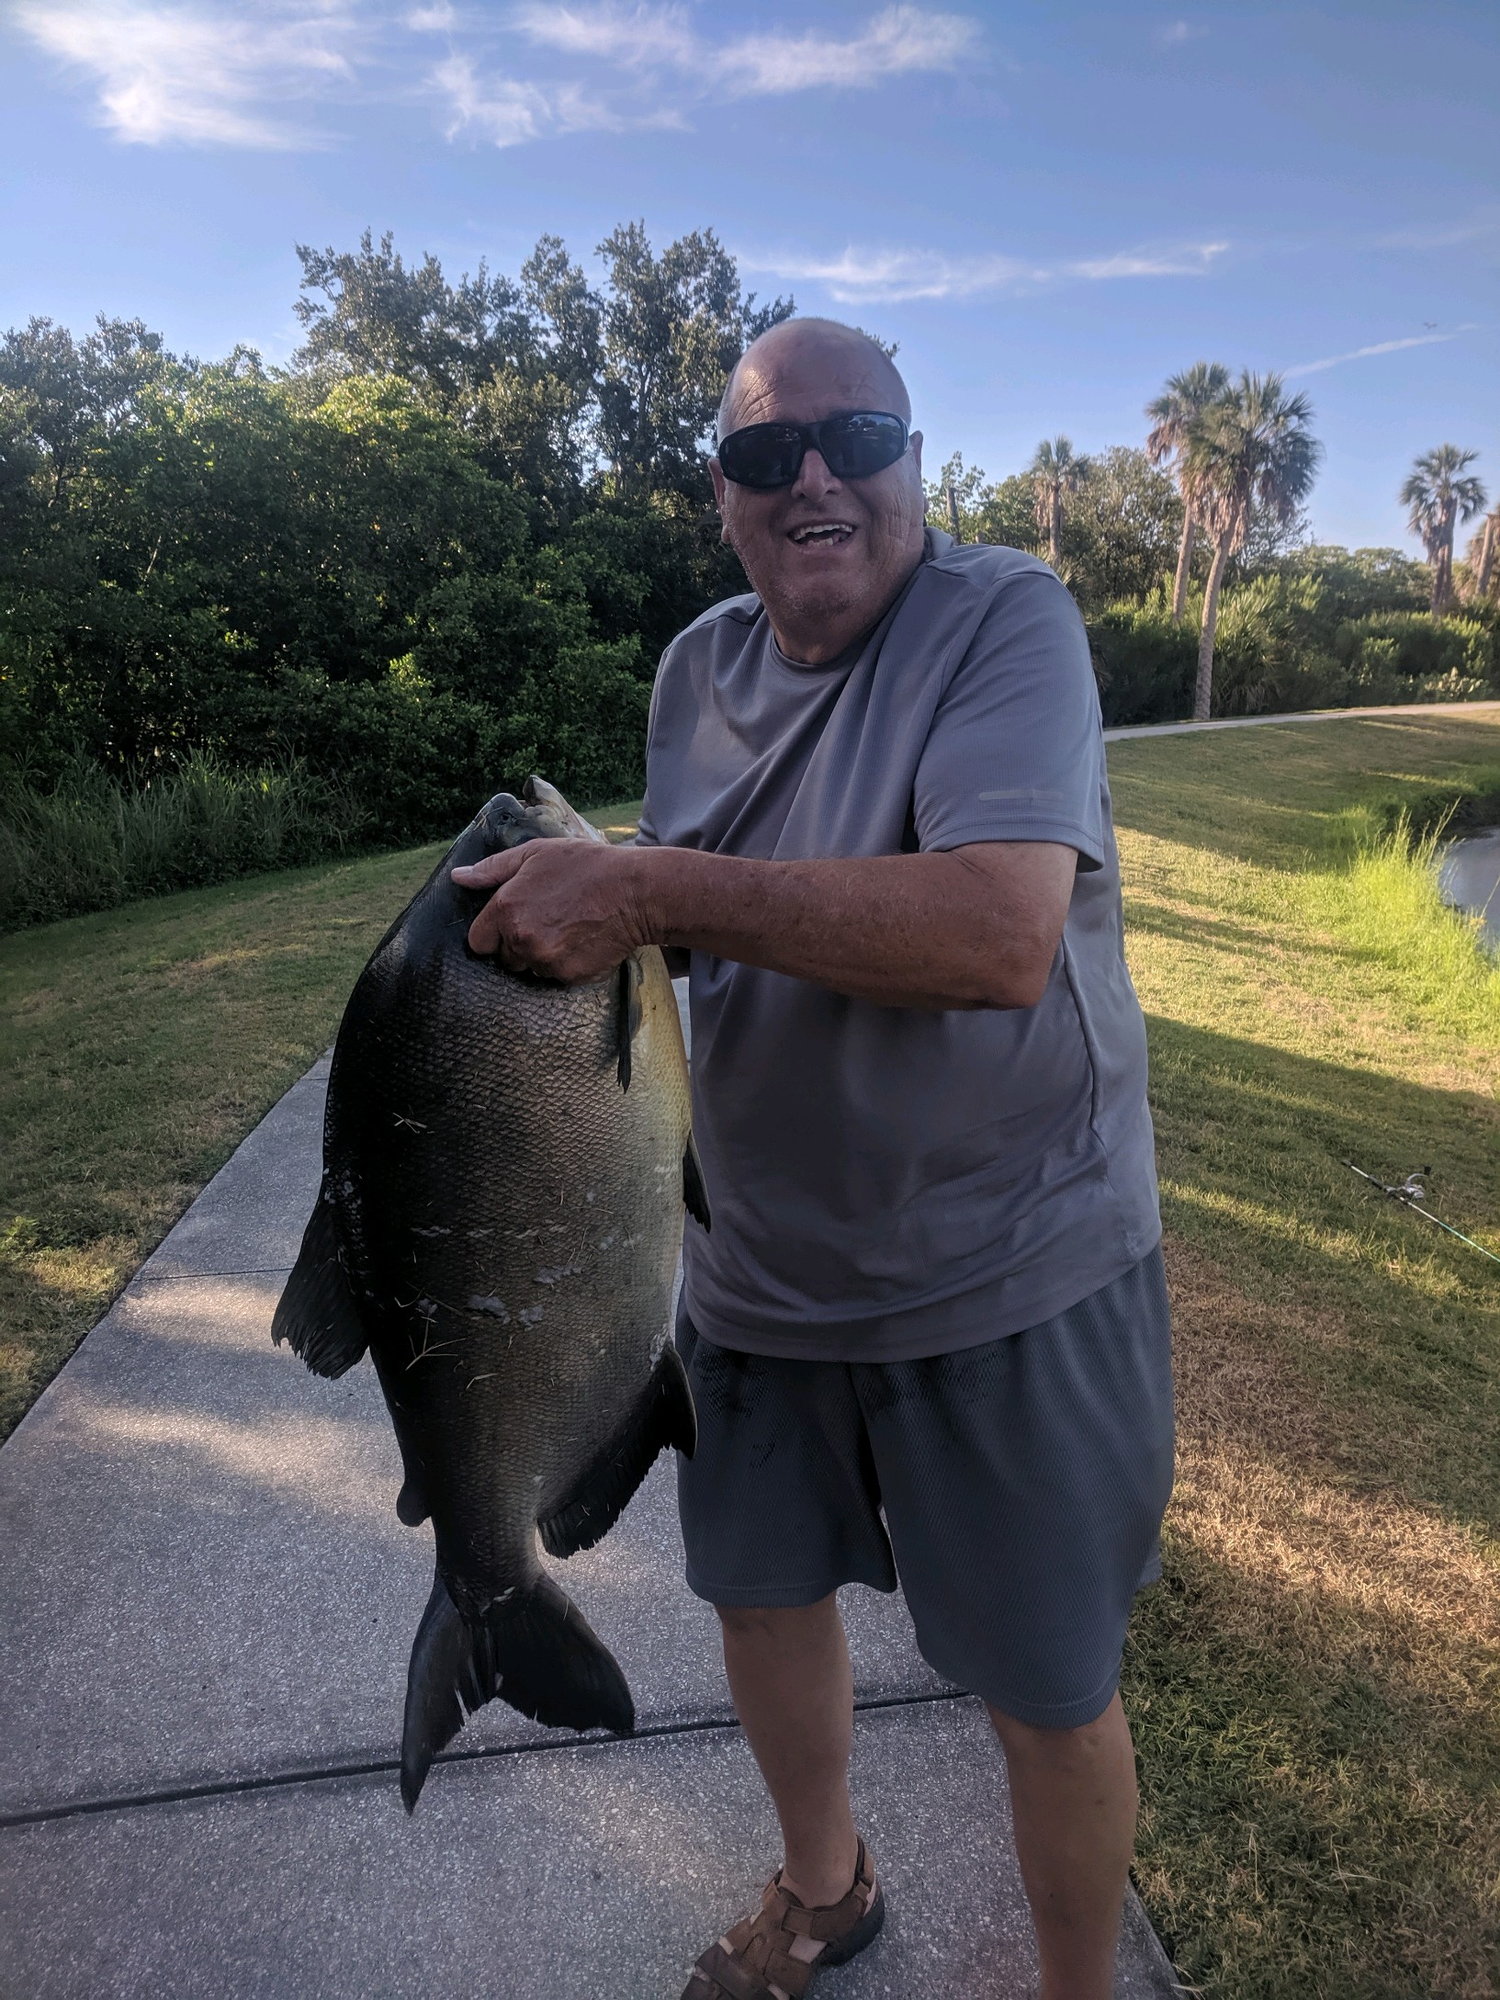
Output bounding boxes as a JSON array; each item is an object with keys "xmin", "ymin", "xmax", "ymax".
[{"xmin": 272, "ymin": 778, "xmax": 701, "ymax": 1810}]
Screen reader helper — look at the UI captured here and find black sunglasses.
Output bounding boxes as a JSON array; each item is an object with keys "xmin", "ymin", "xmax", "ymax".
[{"xmin": 716, "ymin": 410, "xmax": 910, "ymax": 490}]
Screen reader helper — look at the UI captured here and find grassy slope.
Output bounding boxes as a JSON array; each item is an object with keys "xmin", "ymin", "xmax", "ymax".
[
  {"xmin": 3, "ymin": 728, "xmax": 1500, "ymax": 1992},
  {"xmin": 1109, "ymin": 714, "xmax": 1500, "ymax": 1999}
]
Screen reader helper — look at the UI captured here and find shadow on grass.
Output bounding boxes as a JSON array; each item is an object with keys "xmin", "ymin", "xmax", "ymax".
[
  {"xmin": 1145, "ymin": 1015, "xmax": 1499, "ymax": 1536},
  {"xmin": 1126, "ymin": 1525, "xmax": 1499, "ymax": 2000}
]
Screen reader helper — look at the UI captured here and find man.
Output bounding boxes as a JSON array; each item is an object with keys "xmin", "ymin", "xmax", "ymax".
[{"xmin": 453, "ymin": 318, "xmax": 1172, "ymax": 2000}]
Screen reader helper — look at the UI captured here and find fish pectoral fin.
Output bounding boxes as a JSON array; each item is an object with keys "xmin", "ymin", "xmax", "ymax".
[
  {"xmin": 401, "ymin": 1565, "xmax": 633, "ymax": 1812},
  {"xmin": 683, "ymin": 1134, "xmax": 711, "ymax": 1231},
  {"xmin": 538, "ymin": 1341, "xmax": 698, "ymax": 1560},
  {"xmin": 616, "ymin": 956, "xmax": 643, "ymax": 1093},
  {"xmin": 270, "ymin": 1192, "xmax": 370, "ymax": 1379}
]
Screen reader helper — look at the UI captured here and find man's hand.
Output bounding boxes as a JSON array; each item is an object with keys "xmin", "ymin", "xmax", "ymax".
[{"xmin": 452, "ymin": 840, "xmax": 654, "ymax": 982}]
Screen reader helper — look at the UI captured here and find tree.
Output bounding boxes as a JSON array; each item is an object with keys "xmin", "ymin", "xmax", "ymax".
[
  {"xmin": 1181, "ymin": 372, "xmax": 1321, "ymax": 719},
  {"xmin": 1463, "ymin": 506, "xmax": 1500, "ymax": 605},
  {"xmin": 1026, "ymin": 436, "xmax": 1091, "ymax": 569},
  {"xmin": 1400, "ymin": 446, "xmax": 1487, "ymax": 615},
  {"xmin": 923, "ymin": 451, "xmax": 991, "ymax": 541},
  {"xmin": 1062, "ymin": 447, "xmax": 1182, "ymax": 610},
  {"xmin": 594, "ymin": 222, "xmax": 791, "ymax": 501},
  {"xmin": 1145, "ymin": 361, "xmax": 1230, "ymax": 624}
]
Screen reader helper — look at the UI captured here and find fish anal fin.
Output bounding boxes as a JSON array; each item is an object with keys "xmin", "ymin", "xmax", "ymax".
[
  {"xmin": 683, "ymin": 1134, "xmax": 711, "ymax": 1232},
  {"xmin": 270, "ymin": 1194, "xmax": 369, "ymax": 1379},
  {"xmin": 401, "ymin": 1565, "xmax": 633, "ymax": 1812},
  {"xmin": 538, "ymin": 1341, "xmax": 697, "ymax": 1559}
]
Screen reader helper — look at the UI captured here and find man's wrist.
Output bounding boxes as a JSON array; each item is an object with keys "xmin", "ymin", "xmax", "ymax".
[{"xmin": 631, "ymin": 844, "xmax": 744, "ymax": 952}]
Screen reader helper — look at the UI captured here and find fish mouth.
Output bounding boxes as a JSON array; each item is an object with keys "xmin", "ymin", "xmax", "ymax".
[
  {"xmin": 478, "ymin": 793, "xmax": 541, "ymax": 851},
  {"xmin": 475, "ymin": 777, "xmax": 607, "ymax": 854}
]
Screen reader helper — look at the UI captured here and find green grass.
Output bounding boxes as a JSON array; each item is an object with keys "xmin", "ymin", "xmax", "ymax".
[
  {"xmin": 3, "ymin": 722, "xmax": 1500, "ymax": 1993},
  {"xmin": 1107, "ymin": 712, "xmax": 1499, "ymax": 1997}
]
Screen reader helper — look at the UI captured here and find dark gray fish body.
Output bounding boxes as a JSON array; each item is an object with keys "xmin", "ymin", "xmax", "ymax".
[{"xmin": 272, "ymin": 780, "xmax": 701, "ymax": 1809}]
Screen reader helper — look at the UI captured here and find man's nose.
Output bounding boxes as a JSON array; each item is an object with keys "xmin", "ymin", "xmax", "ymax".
[{"xmin": 790, "ymin": 447, "xmax": 841, "ymax": 500}]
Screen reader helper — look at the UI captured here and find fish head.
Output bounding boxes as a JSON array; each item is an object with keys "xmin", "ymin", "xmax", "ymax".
[{"xmin": 465, "ymin": 780, "xmax": 607, "ymax": 859}]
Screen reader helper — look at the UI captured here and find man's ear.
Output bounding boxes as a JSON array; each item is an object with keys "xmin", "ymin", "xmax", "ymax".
[
  {"xmin": 909, "ymin": 430, "xmax": 923, "ymax": 480},
  {"xmin": 709, "ymin": 457, "xmax": 732, "ymax": 544}
]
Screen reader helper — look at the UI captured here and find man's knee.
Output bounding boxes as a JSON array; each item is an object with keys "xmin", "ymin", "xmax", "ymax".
[
  {"xmin": 986, "ymin": 1691, "xmax": 1129, "ymax": 1763},
  {"xmin": 715, "ymin": 1595, "xmax": 839, "ymax": 1641}
]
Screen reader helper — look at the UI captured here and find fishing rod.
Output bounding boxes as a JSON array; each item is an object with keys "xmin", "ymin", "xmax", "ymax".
[{"xmin": 1341, "ymin": 1160, "xmax": 1500, "ymax": 1267}]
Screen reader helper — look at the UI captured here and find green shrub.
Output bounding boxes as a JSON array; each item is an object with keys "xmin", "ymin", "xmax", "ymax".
[
  {"xmin": 1085, "ymin": 597, "xmax": 1197, "ymax": 725},
  {"xmin": 1334, "ymin": 611, "xmax": 1497, "ymax": 685},
  {"xmin": 0, "ymin": 751, "xmax": 353, "ymax": 929}
]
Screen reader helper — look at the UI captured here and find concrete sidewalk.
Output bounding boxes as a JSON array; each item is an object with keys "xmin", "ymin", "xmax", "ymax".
[{"xmin": 0, "ymin": 1007, "xmax": 1182, "ymax": 1998}]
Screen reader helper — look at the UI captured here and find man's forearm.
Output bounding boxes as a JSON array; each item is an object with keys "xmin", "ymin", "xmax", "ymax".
[{"xmin": 638, "ymin": 845, "xmax": 1065, "ymax": 1010}]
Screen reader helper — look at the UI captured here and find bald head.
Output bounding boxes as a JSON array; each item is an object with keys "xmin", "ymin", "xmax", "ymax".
[{"xmin": 717, "ymin": 318, "xmax": 909, "ymax": 440}]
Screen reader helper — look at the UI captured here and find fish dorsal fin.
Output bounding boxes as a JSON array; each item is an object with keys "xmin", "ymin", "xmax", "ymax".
[{"xmin": 270, "ymin": 1188, "xmax": 370, "ymax": 1378}]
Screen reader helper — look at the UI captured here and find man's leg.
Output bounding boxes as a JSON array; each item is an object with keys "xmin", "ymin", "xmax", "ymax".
[
  {"xmin": 988, "ymin": 1692, "xmax": 1138, "ymax": 2000},
  {"xmin": 716, "ymin": 1596, "xmax": 862, "ymax": 1909}
]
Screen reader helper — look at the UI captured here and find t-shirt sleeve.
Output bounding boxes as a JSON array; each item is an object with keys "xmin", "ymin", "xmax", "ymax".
[
  {"xmin": 913, "ymin": 567, "xmax": 1106, "ymax": 870},
  {"xmin": 630, "ymin": 647, "xmax": 673, "ymax": 847}
]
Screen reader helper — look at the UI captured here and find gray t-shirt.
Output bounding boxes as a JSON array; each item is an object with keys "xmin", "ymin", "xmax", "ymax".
[{"xmin": 636, "ymin": 529, "xmax": 1159, "ymax": 1361}]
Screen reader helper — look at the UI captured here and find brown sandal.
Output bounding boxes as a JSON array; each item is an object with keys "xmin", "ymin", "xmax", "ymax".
[{"xmin": 681, "ymin": 1839, "xmax": 884, "ymax": 2000}]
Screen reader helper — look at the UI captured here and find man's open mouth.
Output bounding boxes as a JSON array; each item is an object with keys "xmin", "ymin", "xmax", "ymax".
[{"xmin": 788, "ymin": 522, "xmax": 855, "ymax": 546}]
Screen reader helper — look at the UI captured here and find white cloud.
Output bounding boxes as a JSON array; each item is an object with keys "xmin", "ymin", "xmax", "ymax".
[
  {"xmin": 1376, "ymin": 213, "xmax": 1499, "ymax": 252},
  {"xmin": 432, "ymin": 49, "xmax": 680, "ymax": 145},
  {"xmin": 510, "ymin": 1, "xmax": 697, "ymax": 67},
  {"xmin": 715, "ymin": 6, "xmax": 979, "ymax": 95},
  {"xmin": 511, "ymin": 1, "xmax": 978, "ymax": 95},
  {"xmin": 745, "ymin": 247, "xmax": 1039, "ymax": 304},
  {"xmin": 405, "ymin": 2, "xmax": 455, "ymax": 28},
  {"xmin": 1066, "ymin": 241, "xmax": 1228, "ymax": 280},
  {"xmin": 1285, "ymin": 326, "xmax": 1480, "ymax": 377},
  {"xmin": 1156, "ymin": 19, "xmax": 1206, "ymax": 46},
  {"xmin": 13, "ymin": 0, "xmax": 356, "ymax": 148},
  {"xmin": 743, "ymin": 238, "xmax": 1229, "ymax": 303}
]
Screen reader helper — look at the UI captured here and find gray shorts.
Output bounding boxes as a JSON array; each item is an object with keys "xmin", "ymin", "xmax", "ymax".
[{"xmin": 675, "ymin": 1247, "xmax": 1174, "ymax": 1730}]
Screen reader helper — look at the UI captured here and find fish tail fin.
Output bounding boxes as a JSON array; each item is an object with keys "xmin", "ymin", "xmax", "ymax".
[
  {"xmin": 538, "ymin": 1341, "xmax": 697, "ymax": 1559},
  {"xmin": 400, "ymin": 1565, "xmax": 634, "ymax": 1812}
]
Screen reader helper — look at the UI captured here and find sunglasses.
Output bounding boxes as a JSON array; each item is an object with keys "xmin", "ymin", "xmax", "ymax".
[{"xmin": 715, "ymin": 410, "xmax": 910, "ymax": 490}]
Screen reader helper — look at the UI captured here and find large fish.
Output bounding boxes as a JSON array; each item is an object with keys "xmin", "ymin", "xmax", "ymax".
[{"xmin": 272, "ymin": 777, "xmax": 704, "ymax": 1810}]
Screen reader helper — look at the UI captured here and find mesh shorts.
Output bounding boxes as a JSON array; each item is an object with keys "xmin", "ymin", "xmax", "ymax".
[{"xmin": 675, "ymin": 1247, "xmax": 1174, "ymax": 1729}]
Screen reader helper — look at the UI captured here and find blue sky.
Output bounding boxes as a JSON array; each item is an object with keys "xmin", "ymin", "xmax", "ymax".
[{"xmin": 2, "ymin": 0, "xmax": 1495, "ymax": 553}]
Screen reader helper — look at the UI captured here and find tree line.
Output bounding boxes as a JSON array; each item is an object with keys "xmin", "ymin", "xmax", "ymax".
[
  {"xmin": 929, "ymin": 372, "xmax": 1496, "ymax": 722},
  {"xmin": 1, "ymin": 222, "xmax": 1496, "ymax": 924}
]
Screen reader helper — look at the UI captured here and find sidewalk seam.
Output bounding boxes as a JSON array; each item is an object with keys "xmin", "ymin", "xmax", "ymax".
[{"xmin": 1, "ymin": 1688, "xmax": 968, "ymax": 1830}]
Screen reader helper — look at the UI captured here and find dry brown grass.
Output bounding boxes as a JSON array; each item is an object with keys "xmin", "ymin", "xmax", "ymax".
[{"xmin": 1127, "ymin": 1238, "xmax": 1500, "ymax": 1998}]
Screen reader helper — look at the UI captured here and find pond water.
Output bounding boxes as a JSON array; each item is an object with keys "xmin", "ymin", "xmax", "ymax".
[{"xmin": 1438, "ymin": 827, "xmax": 1500, "ymax": 949}]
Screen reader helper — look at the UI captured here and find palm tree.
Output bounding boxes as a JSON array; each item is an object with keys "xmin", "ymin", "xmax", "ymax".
[
  {"xmin": 1145, "ymin": 361, "xmax": 1230, "ymax": 625},
  {"xmin": 1027, "ymin": 436, "xmax": 1091, "ymax": 569},
  {"xmin": 1401, "ymin": 446, "xmax": 1487, "ymax": 614},
  {"xmin": 1181, "ymin": 371, "xmax": 1321, "ymax": 721},
  {"xmin": 1466, "ymin": 505, "xmax": 1500, "ymax": 604}
]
